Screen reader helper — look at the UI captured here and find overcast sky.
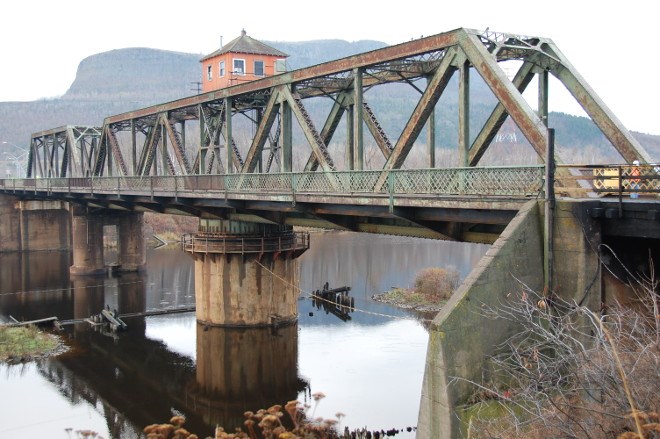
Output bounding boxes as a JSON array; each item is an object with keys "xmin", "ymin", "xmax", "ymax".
[{"xmin": 1, "ymin": 0, "xmax": 657, "ymax": 134}]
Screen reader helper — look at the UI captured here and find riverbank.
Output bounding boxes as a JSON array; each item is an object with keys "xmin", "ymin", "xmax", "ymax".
[
  {"xmin": 0, "ymin": 325, "xmax": 65, "ymax": 363},
  {"xmin": 372, "ymin": 287, "xmax": 447, "ymax": 312}
]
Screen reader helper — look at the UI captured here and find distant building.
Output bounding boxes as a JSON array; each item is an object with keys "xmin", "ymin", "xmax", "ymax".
[{"xmin": 200, "ymin": 29, "xmax": 289, "ymax": 92}]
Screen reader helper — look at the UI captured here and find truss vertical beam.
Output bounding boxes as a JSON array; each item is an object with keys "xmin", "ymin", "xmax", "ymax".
[
  {"xmin": 353, "ymin": 68, "xmax": 364, "ymax": 170},
  {"xmin": 546, "ymin": 42, "xmax": 652, "ymax": 163},
  {"xmin": 346, "ymin": 105, "xmax": 354, "ymax": 170},
  {"xmin": 458, "ymin": 60, "xmax": 470, "ymax": 167},
  {"xmin": 460, "ymin": 33, "xmax": 548, "ymax": 160},
  {"xmin": 225, "ymin": 98, "xmax": 233, "ymax": 173},
  {"xmin": 281, "ymin": 96, "xmax": 292, "ymax": 172},
  {"xmin": 426, "ymin": 76, "xmax": 436, "ymax": 168},
  {"xmin": 198, "ymin": 105, "xmax": 206, "ymax": 174},
  {"xmin": 131, "ymin": 120, "xmax": 137, "ymax": 175},
  {"xmin": 538, "ymin": 69, "xmax": 549, "ymax": 127}
]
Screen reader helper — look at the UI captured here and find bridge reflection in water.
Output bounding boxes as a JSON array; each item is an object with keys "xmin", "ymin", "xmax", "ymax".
[{"xmin": 1, "ymin": 235, "xmax": 474, "ymax": 437}]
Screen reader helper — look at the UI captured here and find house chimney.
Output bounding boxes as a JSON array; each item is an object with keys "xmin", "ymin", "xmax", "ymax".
[{"xmin": 220, "ymin": 35, "xmax": 223, "ymax": 47}]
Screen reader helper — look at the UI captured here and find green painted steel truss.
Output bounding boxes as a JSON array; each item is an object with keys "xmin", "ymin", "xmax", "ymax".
[{"xmin": 25, "ymin": 28, "xmax": 650, "ymax": 182}]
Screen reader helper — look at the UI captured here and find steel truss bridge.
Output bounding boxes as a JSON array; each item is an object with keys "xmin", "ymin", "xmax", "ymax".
[{"xmin": 2, "ymin": 28, "xmax": 651, "ymax": 242}]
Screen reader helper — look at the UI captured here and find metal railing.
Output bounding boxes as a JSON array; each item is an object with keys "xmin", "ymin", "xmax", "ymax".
[
  {"xmin": 555, "ymin": 164, "xmax": 660, "ymax": 199},
  {"xmin": 0, "ymin": 166, "xmax": 545, "ymax": 199},
  {"xmin": 181, "ymin": 232, "xmax": 310, "ymax": 254}
]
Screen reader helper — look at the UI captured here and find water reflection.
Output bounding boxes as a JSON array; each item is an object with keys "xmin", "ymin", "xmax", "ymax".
[
  {"xmin": 192, "ymin": 324, "xmax": 307, "ymax": 429},
  {"xmin": 0, "ymin": 233, "xmax": 490, "ymax": 438}
]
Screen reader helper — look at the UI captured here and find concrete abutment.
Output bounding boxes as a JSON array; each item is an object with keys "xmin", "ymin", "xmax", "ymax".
[
  {"xmin": 0, "ymin": 195, "xmax": 70, "ymax": 252},
  {"xmin": 417, "ymin": 199, "xmax": 604, "ymax": 438},
  {"xmin": 184, "ymin": 220, "xmax": 309, "ymax": 327}
]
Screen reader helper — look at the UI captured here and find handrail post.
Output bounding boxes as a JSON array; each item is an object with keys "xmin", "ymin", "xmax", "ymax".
[
  {"xmin": 388, "ymin": 171, "xmax": 394, "ymax": 213},
  {"xmin": 618, "ymin": 165, "xmax": 623, "ymax": 218}
]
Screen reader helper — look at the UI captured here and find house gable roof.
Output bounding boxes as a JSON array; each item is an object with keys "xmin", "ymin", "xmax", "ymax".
[{"xmin": 201, "ymin": 29, "xmax": 288, "ymax": 61}]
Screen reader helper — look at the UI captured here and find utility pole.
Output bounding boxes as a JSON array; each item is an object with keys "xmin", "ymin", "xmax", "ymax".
[{"xmin": 190, "ymin": 82, "xmax": 202, "ymax": 94}]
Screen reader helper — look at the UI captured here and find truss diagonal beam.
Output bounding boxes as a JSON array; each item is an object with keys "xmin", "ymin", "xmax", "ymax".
[
  {"xmin": 545, "ymin": 42, "xmax": 652, "ymax": 163},
  {"xmin": 163, "ymin": 115, "xmax": 193, "ymax": 174},
  {"xmin": 303, "ymin": 91, "xmax": 351, "ymax": 172},
  {"xmin": 242, "ymin": 91, "xmax": 280, "ymax": 173},
  {"xmin": 106, "ymin": 127, "xmax": 129, "ymax": 177},
  {"xmin": 363, "ymin": 101, "xmax": 394, "ymax": 160},
  {"xmin": 375, "ymin": 47, "xmax": 459, "ymax": 189},
  {"xmin": 469, "ymin": 60, "xmax": 537, "ymax": 166},
  {"xmin": 282, "ymin": 87, "xmax": 336, "ymax": 172},
  {"xmin": 459, "ymin": 33, "xmax": 548, "ymax": 159}
]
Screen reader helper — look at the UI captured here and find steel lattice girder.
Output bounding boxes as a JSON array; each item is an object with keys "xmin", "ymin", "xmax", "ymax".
[
  {"xmin": 46, "ymin": 27, "xmax": 649, "ymax": 179},
  {"xmin": 28, "ymin": 126, "xmax": 102, "ymax": 178}
]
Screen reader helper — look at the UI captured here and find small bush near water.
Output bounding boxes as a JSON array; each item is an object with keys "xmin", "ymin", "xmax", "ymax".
[
  {"xmin": 413, "ymin": 267, "xmax": 460, "ymax": 301},
  {"xmin": 373, "ymin": 267, "xmax": 460, "ymax": 311},
  {"xmin": 0, "ymin": 325, "xmax": 59, "ymax": 362}
]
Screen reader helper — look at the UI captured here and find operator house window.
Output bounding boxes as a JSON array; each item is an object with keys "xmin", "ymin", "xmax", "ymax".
[
  {"xmin": 207, "ymin": 65, "xmax": 212, "ymax": 81},
  {"xmin": 233, "ymin": 59, "xmax": 245, "ymax": 75},
  {"xmin": 254, "ymin": 60, "xmax": 264, "ymax": 76},
  {"xmin": 219, "ymin": 61, "xmax": 225, "ymax": 77},
  {"xmin": 275, "ymin": 59, "xmax": 287, "ymax": 74}
]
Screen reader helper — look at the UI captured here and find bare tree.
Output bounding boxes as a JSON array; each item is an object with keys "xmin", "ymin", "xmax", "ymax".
[{"xmin": 461, "ymin": 266, "xmax": 659, "ymax": 439}]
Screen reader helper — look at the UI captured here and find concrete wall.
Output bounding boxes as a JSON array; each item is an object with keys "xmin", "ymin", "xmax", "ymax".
[
  {"xmin": 417, "ymin": 200, "xmax": 544, "ymax": 438},
  {"xmin": 417, "ymin": 199, "xmax": 602, "ymax": 438}
]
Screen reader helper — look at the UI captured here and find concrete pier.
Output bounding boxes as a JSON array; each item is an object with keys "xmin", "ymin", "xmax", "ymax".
[
  {"xmin": 0, "ymin": 195, "xmax": 70, "ymax": 252},
  {"xmin": 184, "ymin": 220, "xmax": 309, "ymax": 327},
  {"xmin": 70, "ymin": 205, "xmax": 105, "ymax": 275},
  {"xmin": 70, "ymin": 206, "xmax": 146, "ymax": 275},
  {"xmin": 115, "ymin": 211, "xmax": 146, "ymax": 272}
]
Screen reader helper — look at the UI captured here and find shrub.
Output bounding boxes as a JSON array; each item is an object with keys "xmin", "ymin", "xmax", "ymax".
[
  {"xmin": 413, "ymin": 267, "xmax": 460, "ymax": 301},
  {"xmin": 464, "ymin": 268, "xmax": 660, "ymax": 439}
]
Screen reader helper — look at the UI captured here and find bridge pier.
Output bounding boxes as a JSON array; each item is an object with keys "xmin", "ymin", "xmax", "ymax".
[
  {"xmin": 70, "ymin": 205, "xmax": 146, "ymax": 275},
  {"xmin": 70, "ymin": 205, "xmax": 105, "ymax": 275},
  {"xmin": 184, "ymin": 220, "xmax": 309, "ymax": 327},
  {"xmin": 0, "ymin": 195, "xmax": 70, "ymax": 252}
]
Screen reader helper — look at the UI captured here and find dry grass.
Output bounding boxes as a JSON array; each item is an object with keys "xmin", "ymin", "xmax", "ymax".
[
  {"xmin": 464, "ymin": 274, "xmax": 659, "ymax": 439},
  {"xmin": 0, "ymin": 325, "xmax": 59, "ymax": 361}
]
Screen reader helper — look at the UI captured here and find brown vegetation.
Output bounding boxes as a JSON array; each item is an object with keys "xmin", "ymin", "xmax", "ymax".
[{"xmin": 464, "ymin": 268, "xmax": 659, "ymax": 439}]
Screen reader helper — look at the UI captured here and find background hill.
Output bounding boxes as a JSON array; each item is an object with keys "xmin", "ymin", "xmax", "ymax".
[{"xmin": 0, "ymin": 40, "xmax": 657, "ymax": 165}]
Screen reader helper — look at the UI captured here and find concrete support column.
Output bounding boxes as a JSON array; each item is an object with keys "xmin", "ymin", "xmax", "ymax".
[
  {"xmin": 0, "ymin": 195, "xmax": 21, "ymax": 252},
  {"xmin": 116, "ymin": 212, "xmax": 146, "ymax": 272},
  {"xmin": 185, "ymin": 220, "xmax": 309, "ymax": 327},
  {"xmin": 70, "ymin": 206, "xmax": 105, "ymax": 276}
]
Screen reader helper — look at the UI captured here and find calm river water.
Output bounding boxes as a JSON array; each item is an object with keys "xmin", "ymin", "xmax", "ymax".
[{"xmin": 0, "ymin": 231, "xmax": 488, "ymax": 438}]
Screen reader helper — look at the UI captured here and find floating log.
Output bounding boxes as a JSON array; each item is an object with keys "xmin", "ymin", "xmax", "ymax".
[{"xmin": 5, "ymin": 316, "xmax": 59, "ymax": 328}]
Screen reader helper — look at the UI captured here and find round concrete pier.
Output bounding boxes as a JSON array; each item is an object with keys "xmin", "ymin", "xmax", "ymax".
[{"xmin": 183, "ymin": 221, "xmax": 309, "ymax": 327}]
